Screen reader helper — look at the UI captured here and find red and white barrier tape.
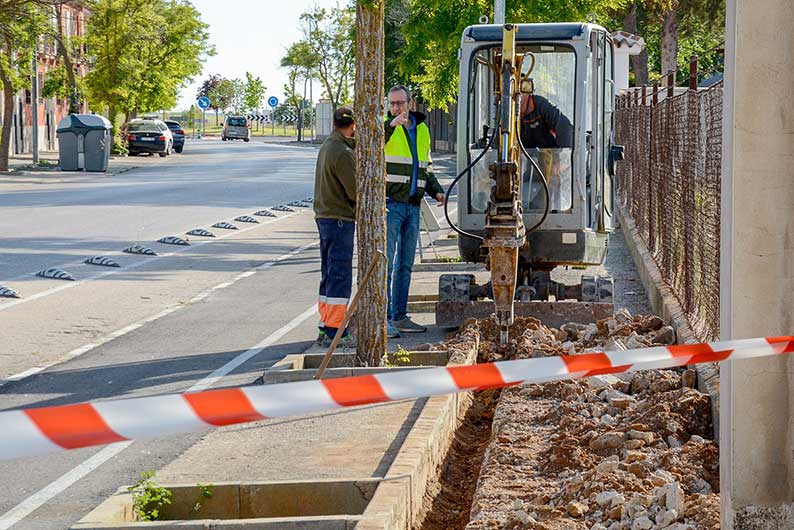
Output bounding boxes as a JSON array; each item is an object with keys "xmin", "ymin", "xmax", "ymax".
[{"xmin": 2, "ymin": 336, "xmax": 792, "ymax": 462}]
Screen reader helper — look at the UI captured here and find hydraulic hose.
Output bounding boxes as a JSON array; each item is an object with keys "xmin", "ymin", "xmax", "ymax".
[
  {"xmin": 443, "ymin": 104, "xmax": 502, "ymax": 242},
  {"xmin": 517, "ymin": 129, "xmax": 550, "ymax": 233}
]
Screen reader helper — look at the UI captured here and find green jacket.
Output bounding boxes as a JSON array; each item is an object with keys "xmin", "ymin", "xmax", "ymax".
[
  {"xmin": 314, "ymin": 130, "xmax": 357, "ymax": 222},
  {"xmin": 384, "ymin": 111, "xmax": 444, "ymax": 204}
]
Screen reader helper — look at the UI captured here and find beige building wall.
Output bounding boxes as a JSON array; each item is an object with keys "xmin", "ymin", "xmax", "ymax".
[{"xmin": 720, "ymin": 0, "xmax": 794, "ymax": 527}]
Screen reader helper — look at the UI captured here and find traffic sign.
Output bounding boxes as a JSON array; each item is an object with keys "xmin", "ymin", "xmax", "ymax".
[
  {"xmin": 246, "ymin": 113, "xmax": 271, "ymax": 124},
  {"xmin": 267, "ymin": 96, "xmax": 279, "ymax": 108},
  {"xmin": 197, "ymin": 96, "xmax": 210, "ymax": 110}
]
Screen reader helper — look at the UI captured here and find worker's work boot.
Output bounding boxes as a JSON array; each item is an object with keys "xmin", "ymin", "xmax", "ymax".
[
  {"xmin": 394, "ymin": 317, "xmax": 427, "ymax": 333},
  {"xmin": 315, "ymin": 330, "xmax": 330, "ymax": 347}
]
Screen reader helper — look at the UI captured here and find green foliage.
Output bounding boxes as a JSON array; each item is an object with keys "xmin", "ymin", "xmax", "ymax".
[
  {"xmin": 394, "ymin": 0, "xmax": 627, "ymax": 109},
  {"xmin": 83, "ymin": 0, "xmax": 215, "ymax": 129},
  {"xmin": 127, "ymin": 471, "xmax": 172, "ymax": 521},
  {"xmin": 0, "ymin": 1, "xmax": 47, "ymax": 91},
  {"xmin": 641, "ymin": 2, "xmax": 725, "ymax": 84},
  {"xmin": 294, "ymin": 3, "xmax": 355, "ymax": 108},
  {"xmin": 383, "ymin": 345, "xmax": 412, "ymax": 366},
  {"xmin": 192, "ymin": 483, "xmax": 214, "ymax": 513},
  {"xmin": 384, "ymin": 0, "xmax": 409, "ymax": 91},
  {"xmin": 196, "ymin": 73, "xmax": 222, "ymax": 108},
  {"xmin": 41, "ymin": 64, "xmax": 85, "ymax": 100},
  {"xmin": 390, "ymin": 0, "xmax": 723, "ymax": 106},
  {"xmin": 207, "ymin": 77, "xmax": 245, "ymax": 113},
  {"xmin": 243, "ymin": 72, "xmax": 266, "ymax": 112}
]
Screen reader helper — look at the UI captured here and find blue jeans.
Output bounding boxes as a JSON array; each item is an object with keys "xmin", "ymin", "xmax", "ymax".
[
  {"xmin": 316, "ymin": 218, "xmax": 355, "ymax": 338},
  {"xmin": 386, "ymin": 199, "xmax": 420, "ymax": 322}
]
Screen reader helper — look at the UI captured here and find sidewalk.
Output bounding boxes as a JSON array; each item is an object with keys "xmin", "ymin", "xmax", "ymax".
[
  {"xmin": 4, "ymin": 150, "xmax": 143, "ymax": 178},
  {"xmin": 153, "ymin": 154, "xmax": 462, "ymax": 465}
]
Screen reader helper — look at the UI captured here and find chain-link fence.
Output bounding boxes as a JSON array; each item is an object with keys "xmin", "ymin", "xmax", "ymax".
[{"xmin": 616, "ymin": 81, "xmax": 723, "ymax": 341}]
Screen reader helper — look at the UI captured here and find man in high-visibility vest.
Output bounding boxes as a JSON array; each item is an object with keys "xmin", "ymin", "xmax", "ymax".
[{"xmin": 384, "ymin": 85, "xmax": 446, "ymax": 338}]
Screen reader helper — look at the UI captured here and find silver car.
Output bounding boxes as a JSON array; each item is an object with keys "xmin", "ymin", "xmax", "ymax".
[{"xmin": 222, "ymin": 116, "xmax": 251, "ymax": 142}]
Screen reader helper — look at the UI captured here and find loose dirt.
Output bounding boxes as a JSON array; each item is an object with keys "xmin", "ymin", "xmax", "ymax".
[{"xmin": 416, "ymin": 311, "xmax": 720, "ymax": 530}]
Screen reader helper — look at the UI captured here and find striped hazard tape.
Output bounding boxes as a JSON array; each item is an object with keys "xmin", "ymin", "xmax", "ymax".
[{"xmin": 2, "ymin": 336, "xmax": 792, "ymax": 462}]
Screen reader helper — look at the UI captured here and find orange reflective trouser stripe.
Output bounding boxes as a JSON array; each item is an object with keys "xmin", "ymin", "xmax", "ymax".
[
  {"xmin": 316, "ymin": 218, "xmax": 355, "ymax": 338},
  {"xmin": 318, "ymin": 300, "xmax": 347, "ymax": 329}
]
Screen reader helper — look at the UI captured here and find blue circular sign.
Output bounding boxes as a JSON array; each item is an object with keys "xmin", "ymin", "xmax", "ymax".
[
  {"xmin": 197, "ymin": 96, "xmax": 211, "ymax": 110},
  {"xmin": 267, "ymin": 96, "xmax": 279, "ymax": 108}
]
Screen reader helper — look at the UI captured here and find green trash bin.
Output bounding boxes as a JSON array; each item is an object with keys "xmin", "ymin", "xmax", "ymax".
[{"xmin": 57, "ymin": 114, "xmax": 113, "ymax": 172}]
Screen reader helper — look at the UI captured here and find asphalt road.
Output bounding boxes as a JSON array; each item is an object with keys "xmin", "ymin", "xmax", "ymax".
[
  {"xmin": 0, "ymin": 139, "xmax": 319, "ymax": 281},
  {"xmin": 0, "ymin": 139, "xmax": 329, "ymax": 529}
]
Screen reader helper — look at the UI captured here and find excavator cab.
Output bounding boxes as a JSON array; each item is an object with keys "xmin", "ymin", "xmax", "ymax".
[{"xmin": 438, "ymin": 23, "xmax": 623, "ymax": 337}]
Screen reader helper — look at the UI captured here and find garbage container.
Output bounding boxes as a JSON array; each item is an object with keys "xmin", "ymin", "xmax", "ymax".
[{"xmin": 56, "ymin": 114, "xmax": 113, "ymax": 172}]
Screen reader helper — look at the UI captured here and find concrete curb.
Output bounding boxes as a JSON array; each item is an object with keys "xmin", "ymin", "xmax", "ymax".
[
  {"xmin": 357, "ymin": 333, "xmax": 480, "ymax": 530},
  {"xmin": 616, "ymin": 203, "xmax": 720, "ymax": 439}
]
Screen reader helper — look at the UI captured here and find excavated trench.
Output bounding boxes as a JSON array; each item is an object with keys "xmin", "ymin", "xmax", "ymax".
[{"xmin": 416, "ymin": 313, "xmax": 720, "ymax": 530}]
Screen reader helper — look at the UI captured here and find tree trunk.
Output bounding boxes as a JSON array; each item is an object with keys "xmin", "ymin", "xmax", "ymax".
[
  {"xmin": 107, "ymin": 102, "xmax": 117, "ymax": 133},
  {"xmin": 0, "ymin": 59, "xmax": 14, "ymax": 172},
  {"xmin": 354, "ymin": 0, "xmax": 387, "ymax": 366},
  {"xmin": 661, "ymin": 8, "xmax": 678, "ymax": 83},
  {"xmin": 622, "ymin": 2, "xmax": 648, "ymax": 86},
  {"xmin": 54, "ymin": 3, "xmax": 80, "ymax": 114}
]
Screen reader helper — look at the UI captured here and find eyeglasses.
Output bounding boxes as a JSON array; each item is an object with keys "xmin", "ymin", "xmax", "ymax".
[{"xmin": 388, "ymin": 100, "xmax": 407, "ymax": 107}]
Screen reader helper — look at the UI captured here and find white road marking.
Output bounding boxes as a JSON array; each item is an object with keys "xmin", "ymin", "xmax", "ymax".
[
  {"xmin": 0, "ymin": 443, "xmax": 131, "ymax": 530},
  {"xmin": 0, "ymin": 240, "xmax": 319, "ymax": 387},
  {"xmin": 0, "ymin": 211, "xmax": 299, "ymax": 311},
  {"xmin": 0, "ymin": 244, "xmax": 321, "ymax": 530}
]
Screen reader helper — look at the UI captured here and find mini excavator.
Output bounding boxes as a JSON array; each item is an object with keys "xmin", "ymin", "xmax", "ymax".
[{"xmin": 439, "ymin": 23, "xmax": 625, "ymax": 345}]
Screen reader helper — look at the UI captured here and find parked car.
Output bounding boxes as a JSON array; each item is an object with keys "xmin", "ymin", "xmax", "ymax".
[
  {"xmin": 222, "ymin": 116, "xmax": 250, "ymax": 142},
  {"xmin": 164, "ymin": 120, "xmax": 185, "ymax": 153},
  {"xmin": 126, "ymin": 119, "xmax": 173, "ymax": 157}
]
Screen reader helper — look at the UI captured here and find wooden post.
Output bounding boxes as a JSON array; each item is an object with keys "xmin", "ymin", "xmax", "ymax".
[
  {"xmin": 689, "ymin": 55, "xmax": 699, "ymax": 90},
  {"xmin": 641, "ymin": 84, "xmax": 647, "ymax": 106},
  {"xmin": 652, "ymin": 81, "xmax": 659, "ymax": 106}
]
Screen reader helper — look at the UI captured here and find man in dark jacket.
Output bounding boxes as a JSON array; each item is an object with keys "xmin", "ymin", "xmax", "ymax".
[
  {"xmin": 519, "ymin": 93, "xmax": 573, "ymax": 210},
  {"xmin": 314, "ymin": 107, "xmax": 357, "ymax": 347},
  {"xmin": 519, "ymin": 93, "xmax": 573, "ymax": 149},
  {"xmin": 384, "ymin": 85, "xmax": 446, "ymax": 337}
]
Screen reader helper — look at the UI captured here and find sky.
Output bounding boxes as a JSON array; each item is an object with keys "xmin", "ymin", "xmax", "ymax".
[{"xmin": 176, "ymin": 0, "xmax": 340, "ymax": 111}]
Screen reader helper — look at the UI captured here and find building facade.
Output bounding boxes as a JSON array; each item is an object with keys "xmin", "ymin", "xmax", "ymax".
[{"xmin": 4, "ymin": 1, "xmax": 90, "ymax": 155}]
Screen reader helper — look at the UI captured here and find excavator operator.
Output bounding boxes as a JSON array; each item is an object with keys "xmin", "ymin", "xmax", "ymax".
[{"xmin": 519, "ymin": 91, "xmax": 573, "ymax": 210}]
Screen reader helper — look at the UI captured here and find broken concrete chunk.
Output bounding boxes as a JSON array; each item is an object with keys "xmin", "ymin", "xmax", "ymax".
[
  {"xmin": 596, "ymin": 456, "xmax": 620, "ymax": 474},
  {"xmin": 624, "ymin": 439, "xmax": 646, "ymax": 450},
  {"xmin": 640, "ymin": 315, "xmax": 665, "ymax": 332},
  {"xmin": 566, "ymin": 501, "xmax": 589, "ymax": 517},
  {"xmin": 627, "ymin": 429, "xmax": 655, "ymax": 443},
  {"xmin": 596, "ymin": 491, "xmax": 618, "ymax": 507},
  {"xmin": 659, "ymin": 482, "xmax": 685, "ymax": 512},
  {"xmin": 652, "ymin": 326, "xmax": 676, "ymax": 345},
  {"xmin": 657, "ymin": 509, "xmax": 679, "ymax": 527},
  {"xmin": 589, "ymin": 431, "xmax": 625, "ymax": 450}
]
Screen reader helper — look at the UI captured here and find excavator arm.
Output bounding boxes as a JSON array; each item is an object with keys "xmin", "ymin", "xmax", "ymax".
[{"xmin": 482, "ymin": 25, "xmax": 527, "ymax": 345}]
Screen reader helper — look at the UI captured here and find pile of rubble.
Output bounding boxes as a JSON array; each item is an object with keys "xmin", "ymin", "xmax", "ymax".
[{"xmin": 458, "ymin": 311, "xmax": 720, "ymax": 530}]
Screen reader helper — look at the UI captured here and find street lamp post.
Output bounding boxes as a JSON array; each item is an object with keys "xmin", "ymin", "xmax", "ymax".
[
  {"xmin": 494, "ymin": 0, "xmax": 505, "ymax": 24},
  {"xmin": 31, "ymin": 46, "xmax": 40, "ymax": 164}
]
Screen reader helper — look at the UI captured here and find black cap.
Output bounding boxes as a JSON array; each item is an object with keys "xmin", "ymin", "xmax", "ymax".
[{"xmin": 333, "ymin": 107, "xmax": 355, "ymax": 128}]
